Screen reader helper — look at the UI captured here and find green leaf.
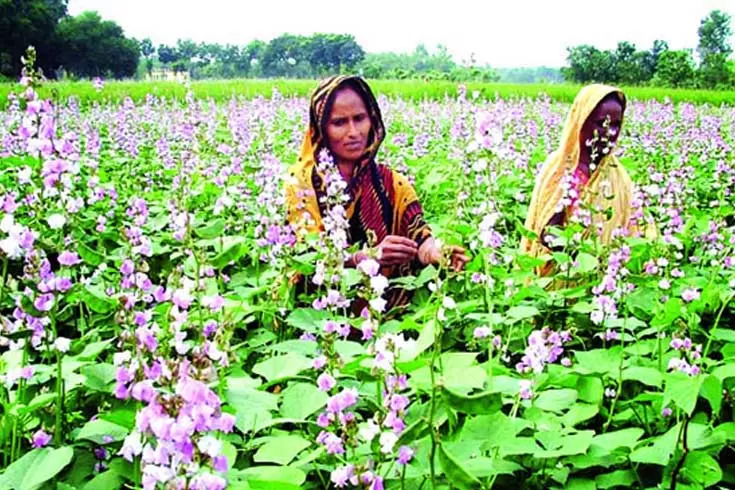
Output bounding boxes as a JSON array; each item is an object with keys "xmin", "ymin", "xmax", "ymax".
[
  {"xmin": 534, "ymin": 431, "xmax": 594, "ymax": 458},
  {"xmin": 622, "ymin": 366, "xmax": 663, "ymax": 388},
  {"xmin": 573, "ymin": 252, "xmax": 599, "ymax": 275},
  {"xmin": 212, "ymin": 241, "xmax": 245, "ymax": 268},
  {"xmin": 566, "ymin": 478, "xmax": 597, "ymax": 490},
  {"xmin": 234, "ymin": 466, "xmax": 306, "ymax": 488},
  {"xmin": 505, "ymin": 305, "xmax": 539, "ymax": 323},
  {"xmin": 591, "ymin": 428, "xmax": 645, "ymax": 452},
  {"xmin": 279, "ymin": 383, "xmax": 327, "ymax": 420},
  {"xmin": 595, "ymin": 469, "xmax": 637, "ymax": 489},
  {"xmin": 82, "ymin": 470, "xmax": 123, "ymax": 490},
  {"xmin": 442, "ymin": 387, "xmax": 502, "ymax": 415},
  {"xmin": 681, "ymin": 451, "xmax": 723, "ymax": 487},
  {"xmin": 438, "ymin": 443, "xmax": 482, "ymax": 490},
  {"xmin": 252, "ymin": 353, "xmax": 311, "ymax": 382},
  {"xmin": 17, "ymin": 393, "xmax": 56, "ymax": 415},
  {"xmin": 463, "ymin": 457, "xmax": 522, "ymax": 477},
  {"xmin": 664, "ymin": 372, "xmax": 704, "ymax": 416},
  {"xmin": 81, "ymin": 363, "xmax": 116, "ymax": 392},
  {"xmin": 75, "ymin": 419, "xmax": 129, "ymax": 444},
  {"xmin": 195, "ymin": 218, "xmax": 225, "ymax": 239},
  {"xmin": 227, "ymin": 385, "xmax": 278, "ymax": 434},
  {"xmin": 80, "ymin": 286, "xmax": 117, "ymax": 314},
  {"xmin": 534, "ymin": 389, "xmax": 578, "ymax": 413},
  {"xmin": 561, "ymin": 403, "xmax": 599, "ymax": 428},
  {"xmin": 284, "ymin": 308, "xmax": 329, "ymax": 334},
  {"xmin": 498, "ymin": 437, "xmax": 541, "ymax": 456},
  {"xmin": 0, "ymin": 447, "xmax": 74, "ymax": 490},
  {"xmin": 253, "ymin": 435, "xmax": 311, "ymax": 465},
  {"xmin": 700, "ymin": 375, "xmax": 723, "ymax": 414},
  {"xmin": 576, "ymin": 376, "xmax": 603, "ymax": 404},
  {"xmin": 77, "ymin": 242, "xmax": 104, "ymax": 266},
  {"xmin": 573, "ymin": 347, "xmax": 622, "ymax": 375},
  {"xmin": 712, "ymin": 362, "xmax": 735, "ymax": 382},
  {"xmin": 75, "ymin": 340, "xmax": 112, "ymax": 360}
]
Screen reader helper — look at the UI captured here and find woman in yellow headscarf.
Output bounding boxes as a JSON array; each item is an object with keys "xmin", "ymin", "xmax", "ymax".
[
  {"xmin": 521, "ymin": 84, "xmax": 637, "ymax": 276},
  {"xmin": 285, "ymin": 75, "xmax": 469, "ymax": 309}
]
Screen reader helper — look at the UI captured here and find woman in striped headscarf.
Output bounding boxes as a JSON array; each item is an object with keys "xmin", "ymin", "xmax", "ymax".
[
  {"xmin": 521, "ymin": 84, "xmax": 640, "ymax": 277},
  {"xmin": 285, "ymin": 75, "xmax": 469, "ymax": 309}
]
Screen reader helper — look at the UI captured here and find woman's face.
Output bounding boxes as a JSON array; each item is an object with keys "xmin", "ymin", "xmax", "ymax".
[
  {"xmin": 580, "ymin": 96, "xmax": 624, "ymax": 157},
  {"xmin": 325, "ymin": 87, "xmax": 372, "ymax": 165}
]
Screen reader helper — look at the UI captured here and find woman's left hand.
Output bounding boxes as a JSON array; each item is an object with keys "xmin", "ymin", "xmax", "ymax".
[{"xmin": 418, "ymin": 238, "xmax": 470, "ymax": 272}]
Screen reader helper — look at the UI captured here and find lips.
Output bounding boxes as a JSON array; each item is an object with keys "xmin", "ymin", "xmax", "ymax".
[{"xmin": 344, "ymin": 141, "xmax": 363, "ymax": 151}]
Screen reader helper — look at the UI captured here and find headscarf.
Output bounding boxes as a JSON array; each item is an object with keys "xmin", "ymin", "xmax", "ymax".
[
  {"xmin": 520, "ymin": 84, "xmax": 635, "ymax": 276},
  {"xmin": 285, "ymin": 75, "xmax": 431, "ymax": 287}
]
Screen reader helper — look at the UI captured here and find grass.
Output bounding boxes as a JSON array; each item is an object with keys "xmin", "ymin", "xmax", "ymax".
[{"xmin": 2, "ymin": 78, "xmax": 735, "ymax": 107}]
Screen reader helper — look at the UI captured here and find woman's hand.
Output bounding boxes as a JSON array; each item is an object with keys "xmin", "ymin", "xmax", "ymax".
[
  {"xmin": 418, "ymin": 237, "xmax": 470, "ymax": 272},
  {"xmin": 374, "ymin": 235, "xmax": 418, "ymax": 266}
]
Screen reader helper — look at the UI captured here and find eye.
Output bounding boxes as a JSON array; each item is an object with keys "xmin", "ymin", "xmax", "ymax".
[
  {"xmin": 354, "ymin": 113, "xmax": 367, "ymax": 123},
  {"xmin": 331, "ymin": 118, "xmax": 346, "ymax": 127}
]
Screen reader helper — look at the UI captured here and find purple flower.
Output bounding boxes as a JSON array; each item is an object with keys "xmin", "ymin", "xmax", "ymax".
[
  {"xmin": 662, "ymin": 407, "xmax": 673, "ymax": 418},
  {"xmin": 681, "ymin": 288, "xmax": 700, "ymax": 302},
  {"xmin": 34, "ymin": 293, "xmax": 54, "ymax": 312},
  {"xmin": 58, "ymin": 250, "xmax": 81, "ymax": 266},
  {"xmin": 397, "ymin": 445, "xmax": 414, "ymax": 465},
  {"xmin": 120, "ymin": 259, "xmax": 135, "ymax": 275},
  {"xmin": 316, "ymin": 372, "xmax": 336, "ymax": 392},
  {"xmin": 331, "ymin": 465, "xmax": 356, "ymax": 488},
  {"xmin": 32, "ymin": 429, "xmax": 51, "ymax": 448},
  {"xmin": 519, "ymin": 380, "xmax": 533, "ymax": 400}
]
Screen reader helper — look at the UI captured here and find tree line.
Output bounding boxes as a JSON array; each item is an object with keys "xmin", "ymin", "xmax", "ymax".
[
  {"xmin": 1, "ymin": 1, "xmax": 733, "ymax": 89},
  {"xmin": 563, "ymin": 10, "xmax": 733, "ymax": 89}
]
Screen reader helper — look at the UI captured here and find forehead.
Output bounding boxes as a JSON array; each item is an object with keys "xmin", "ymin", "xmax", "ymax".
[
  {"xmin": 329, "ymin": 87, "xmax": 368, "ymax": 115},
  {"xmin": 590, "ymin": 97, "xmax": 623, "ymax": 119}
]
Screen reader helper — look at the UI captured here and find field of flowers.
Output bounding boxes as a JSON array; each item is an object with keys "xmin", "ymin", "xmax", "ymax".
[{"xmin": 1, "ymin": 58, "xmax": 735, "ymax": 490}]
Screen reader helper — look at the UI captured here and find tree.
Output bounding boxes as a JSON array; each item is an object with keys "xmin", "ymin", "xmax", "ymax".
[
  {"xmin": 652, "ymin": 50, "xmax": 696, "ymax": 88},
  {"xmin": 139, "ymin": 37, "xmax": 155, "ymax": 76},
  {"xmin": 0, "ymin": 0, "xmax": 68, "ymax": 78},
  {"xmin": 56, "ymin": 11, "xmax": 139, "ymax": 78},
  {"xmin": 563, "ymin": 45, "xmax": 615, "ymax": 83},
  {"xmin": 697, "ymin": 10, "xmax": 733, "ymax": 88},
  {"xmin": 157, "ymin": 44, "xmax": 179, "ymax": 65}
]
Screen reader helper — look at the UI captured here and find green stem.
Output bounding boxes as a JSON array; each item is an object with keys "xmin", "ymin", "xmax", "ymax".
[
  {"xmin": 54, "ymin": 351, "xmax": 63, "ymax": 445},
  {"xmin": 0, "ymin": 256, "xmax": 8, "ymax": 307}
]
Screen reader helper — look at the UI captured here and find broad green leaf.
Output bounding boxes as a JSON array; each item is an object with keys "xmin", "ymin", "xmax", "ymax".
[
  {"xmin": 573, "ymin": 347, "xmax": 622, "ymax": 375},
  {"xmin": 0, "ymin": 447, "xmax": 74, "ymax": 490},
  {"xmin": 505, "ymin": 305, "xmax": 539, "ymax": 322},
  {"xmin": 284, "ymin": 308, "xmax": 329, "ymax": 334},
  {"xmin": 442, "ymin": 387, "xmax": 502, "ymax": 415},
  {"xmin": 81, "ymin": 363, "xmax": 116, "ymax": 392},
  {"xmin": 622, "ymin": 366, "xmax": 663, "ymax": 388},
  {"xmin": 534, "ymin": 431, "xmax": 594, "ymax": 458},
  {"xmin": 591, "ymin": 428, "xmax": 645, "ymax": 452},
  {"xmin": 252, "ymin": 353, "xmax": 311, "ymax": 382},
  {"xmin": 595, "ymin": 470, "xmax": 637, "ymax": 489},
  {"xmin": 576, "ymin": 376, "xmax": 603, "ymax": 404},
  {"xmin": 17, "ymin": 393, "xmax": 56, "ymax": 415},
  {"xmin": 279, "ymin": 383, "xmax": 327, "ymax": 420},
  {"xmin": 681, "ymin": 451, "xmax": 722, "ymax": 487},
  {"xmin": 572, "ymin": 252, "xmax": 599, "ymax": 275},
  {"xmin": 498, "ymin": 437, "xmax": 541, "ymax": 456},
  {"xmin": 75, "ymin": 419, "xmax": 129, "ymax": 444},
  {"xmin": 438, "ymin": 443, "xmax": 482, "ymax": 490},
  {"xmin": 234, "ymin": 466, "xmax": 306, "ymax": 488},
  {"xmin": 534, "ymin": 388, "xmax": 578, "ymax": 413},
  {"xmin": 700, "ymin": 374, "xmax": 723, "ymax": 414},
  {"xmin": 664, "ymin": 372, "xmax": 704, "ymax": 416},
  {"xmin": 253, "ymin": 435, "xmax": 311, "ymax": 465},
  {"xmin": 561, "ymin": 403, "xmax": 599, "ymax": 428},
  {"xmin": 463, "ymin": 457, "xmax": 522, "ymax": 477},
  {"xmin": 195, "ymin": 218, "xmax": 225, "ymax": 239},
  {"xmin": 82, "ymin": 470, "xmax": 123, "ymax": 490},
  {"xmin": 712, "ymin": 362, "xmax": 735, "ymax": 382},
  {"xmin": 80, "ymin": 286, "xmax": 117, "ymax": 314},
  {"xmin": 212, "ymin": 241, "xmax": 246, "ymax": 268},
  {"xmin": 77, "ymin": 242, "xmax": 104, "ymax": 266},
  {"xmin": 566, "ymin": 478, "xmax": 596, "ymax": 490},
  {"xmin": 75, "ymin": 340, "xmax": 113, "ymax": 361}
]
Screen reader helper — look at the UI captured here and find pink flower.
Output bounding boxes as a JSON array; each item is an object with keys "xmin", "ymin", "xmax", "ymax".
[
  {"xmin": 661, "ymin": 407, "xmax": 673, "ymax": 418},
  {"xmin": 32, "ymin": 429, "xmax": 51, "ymax": 448},
  {"xmin": 474, "ymin": 326, "xmax": 491, "ymax": 339},
  {"xmin": 519, "ymin": 380, "xmax": 533, "ymax": 400},
  {"xmin": 397, "ymin": 445, "xmax": 414, "ymax": 465},
  {"xmin": 316, "ymin": 372, "xmax": 336, "ymax": 392},
  {"xmin": 58, "ymin": 251, "xmax": 81, "ymax": 266},
  {"xmin": 681, "ymin": 288, "xmax": 700, "ymax": 302},
  {"xmin": 34, "ymin": 293, "xmax": 54, "ymax": 311}
]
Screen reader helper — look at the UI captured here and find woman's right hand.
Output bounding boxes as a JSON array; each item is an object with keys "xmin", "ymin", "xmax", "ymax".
[{"xmin": 374, "ymin": 235, "xmax": 418, "ymax": 266}]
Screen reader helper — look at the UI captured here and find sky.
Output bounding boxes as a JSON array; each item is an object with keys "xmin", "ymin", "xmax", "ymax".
[{"xmin": 67, "ymin": 0, "xmax": 735, "ymax": 68}]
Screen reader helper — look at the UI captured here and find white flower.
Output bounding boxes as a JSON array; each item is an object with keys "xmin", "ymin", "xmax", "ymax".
[
  {"xmin": 46, "ymin": 214, "xmax": 66, "ymax": 229},
  {"xmin": 442, "ymin": 296, "xmax": 456, "ymax": 310},
  {"xmin": 54, "ymin": 337, "xmax": 71, "ymax": 353},
  {"xmin": 0, "ymin": 214, "xmax": 14, "ymax": 233},
  {"xmin": 379, "ymin": 431, "xmax": 398, "ymax": 454},
  {"xmin": 197, "ymin": 435, "xmax": 222, "ymax": 458},
  {"xmin": 370, "ymin": 275, "xmax": 389, "ymax": 295},
  {"xmin": 369, "ymin": 297, "xmax": 387, "ymax": 313},
  {"xmin": 359, "ymin": 420, "xmax": 380, "ymax": 442}
]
